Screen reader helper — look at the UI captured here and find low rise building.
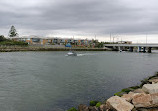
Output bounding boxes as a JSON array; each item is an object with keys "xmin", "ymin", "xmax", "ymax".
[{"xmin": 10, "ymin": 36, "xmax": 97, "ymax": 47}]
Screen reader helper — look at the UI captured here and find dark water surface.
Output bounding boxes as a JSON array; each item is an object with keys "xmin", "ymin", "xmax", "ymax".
[{"xmin": 0, "ymin": 51, "xmax": 158, "ymax": 111}]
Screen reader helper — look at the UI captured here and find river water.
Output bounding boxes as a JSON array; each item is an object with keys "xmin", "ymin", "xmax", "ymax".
[{"xmin": 0, "ymin": 51, "xmax": 158, "ymax": 111}]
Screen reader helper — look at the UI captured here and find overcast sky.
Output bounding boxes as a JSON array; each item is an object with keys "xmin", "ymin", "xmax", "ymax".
[{"xmin": 0, "ymin": 0, "xmax": 158, "ymax": 42}]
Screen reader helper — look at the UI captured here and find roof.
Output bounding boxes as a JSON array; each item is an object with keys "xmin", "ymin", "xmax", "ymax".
[{"xmin": 8, "ymin": 35, "xmax": 97, "ymax": 41}]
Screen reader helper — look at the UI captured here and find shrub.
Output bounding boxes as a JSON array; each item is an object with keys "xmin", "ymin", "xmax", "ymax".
[
  {"xmin": 140, "ymin": 78, "xmax": 150, "ymax": 87},
  {"xmin": 114, "ymin": 91, "xmax": 126, "ymax": 97},
  {"xmin": 114, "ymin": 86, "xmax": 141, "ymax": 96},
  {"xmin": 0, "ymin": 40, "xmax": 28, "ymax": 46},
  {"xmin": 129, "ymin": 86, "xmax": 140, "ymax": 89},
  {"xmin": 89, "ymin": 101, "xmax": 99, "ymax": 106},
  {"xmin": 121, "ymin": 88, "xmax": 131, "ymax": 93},
  {"xmin": 96, "ymin": 102, "xmax": 102, "ymax": 107}
]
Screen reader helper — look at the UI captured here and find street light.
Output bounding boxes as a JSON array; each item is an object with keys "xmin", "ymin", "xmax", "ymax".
[{"xmin": 146, "ymin": 34, "xmax": 147, "ymax": 44}]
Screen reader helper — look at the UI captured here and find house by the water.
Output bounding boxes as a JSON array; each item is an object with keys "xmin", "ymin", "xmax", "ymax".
[{"xmin": 10, "ymin": 35, "xmax": 97, "ymax": 47}]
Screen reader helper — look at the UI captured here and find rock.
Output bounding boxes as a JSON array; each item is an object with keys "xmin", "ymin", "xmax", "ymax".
[
  {"xmin": 106, "ymin": 96, "xmax": 134, "ymax": 111},
  {"xmin": 99, "ymin": 104, "xmax": 107, "ymax": 111},
  {"xmin": 132, "ymin": 93, "xmax": 158, "ymax": 108},
  {"xmin": 121, "ymin": 92, "xmax": 140, "ymax": 102},
  {"xmin": 150, "ymin": 93, "xmax": 158, "ymax": 106},
  {"xmin": 132, "ymin": 93, "xmax": 152, "ymax": 108},
  {"xmin": 142, "ymin": 84, "xmax": 158, "ymax": 94},
  {"xmin": 133, "ymin": 89, "xmax": 145, "ymax": 94},
  {"xmin": 136, "ymin": 108, "xmax": 158, "ymax": 111},
  {"xmin": 131, "ymin": 108, "xmax": 138, "ymax": 111},
  {"xmin": 88, "ymin": 106, "xmax": 98, "ymax": 111},
  {"xmin": 78, "ymin": 104, "xmax": 89, "ymax": 111},
  {"xmin": 148, "ymin": 77, "xmax": 158, "ymax": 84}
]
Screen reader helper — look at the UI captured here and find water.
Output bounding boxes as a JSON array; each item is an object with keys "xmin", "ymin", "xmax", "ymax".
[{"xmin": 0, "ymin": 51, "xmax": 158, "ymax": 111}]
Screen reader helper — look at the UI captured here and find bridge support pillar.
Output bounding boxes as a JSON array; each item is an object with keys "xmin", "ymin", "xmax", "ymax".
[
  {"xmin": 148, "ymin": 47, "xmax": 152, "ymax": 53},
  {"xmin": 143, "ymin": 47, "xmax": 146, "ymax": 53},
  {"xmin": 113, "ymin": 46, "xmax": 118, "ymax": 51},
  {"xmin": 118, "ymin": 46, "xmax": 123, "ymax": 51},
  {"xmin": 129, "ymin": 47, "xmax": 133, "ymax": 52},
  {"xmin": 138, "ymin": 46, "xmax": 141, "ymax": 52},
  {"xmin": 118, "ymin": 46, "xmax": 121, "ymax": 51}
]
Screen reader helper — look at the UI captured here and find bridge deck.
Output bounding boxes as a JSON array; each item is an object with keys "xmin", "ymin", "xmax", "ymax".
[{"xmin": 104, "ymin": 44, "xmax": 158, "ymax": 47}]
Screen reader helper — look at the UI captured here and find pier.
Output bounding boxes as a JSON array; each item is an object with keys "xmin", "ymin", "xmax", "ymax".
[{"xmin": 104, "ymin": 43, "xmax": 158, "ymax": 53}]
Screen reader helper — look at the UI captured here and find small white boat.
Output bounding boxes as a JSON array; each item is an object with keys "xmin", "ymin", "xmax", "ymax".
[{"xmin": 67, "ymin": 51, "xmax": 77, "ymax": 56}]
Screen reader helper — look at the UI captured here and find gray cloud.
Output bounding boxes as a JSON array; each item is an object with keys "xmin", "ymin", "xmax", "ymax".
[{"xmin": 0, "ymin": 0, "xmax": 158, "ymax": 37}]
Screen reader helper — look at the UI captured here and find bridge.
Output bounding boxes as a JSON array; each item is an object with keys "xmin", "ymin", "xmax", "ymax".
[{"xmin": 104, "ymin": 43, "xmax": 158, "ymax": 53}]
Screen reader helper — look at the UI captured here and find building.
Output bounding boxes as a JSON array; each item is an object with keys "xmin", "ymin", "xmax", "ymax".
[{"xmin": 10, "ymin": 36, "xmax": 97, "ymax": 47}]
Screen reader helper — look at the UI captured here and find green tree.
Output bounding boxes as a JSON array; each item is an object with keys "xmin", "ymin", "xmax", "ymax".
[
  {"xmin": 8, "ymin": 25, "xmax": 18, "ymax": 37},
  {"xmin": 95, "ymin": 42, "xmax": 104, "ymax": 48},
  {"xmin": 0, "ymin": 35, "xmax": 7, "ymax": 42}
]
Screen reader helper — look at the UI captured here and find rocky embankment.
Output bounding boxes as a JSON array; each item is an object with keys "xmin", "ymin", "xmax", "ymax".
[
  {"xmin": 0, "ymin": 46, "xmax": 110, "ymax": 52},
  {"xmin": 68, "ymin": 73, "xmax": 158, "ymax": 111}
]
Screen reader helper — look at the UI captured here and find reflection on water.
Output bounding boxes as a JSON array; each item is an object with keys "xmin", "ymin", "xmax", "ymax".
[{"xmin": 0, "ymin": 51, "xmax": 158, "ymax": 111}]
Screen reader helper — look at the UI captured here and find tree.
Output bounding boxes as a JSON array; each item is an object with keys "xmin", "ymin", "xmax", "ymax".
[
  {"xmin": 95, "ymin": 42, "xmax": 104, "ymax": 48},
  {"xmin": 8, "ymin": 25, "xmax": 18, "ymax": 37},
  {"xmin": 0, "ymin": 35, "xmax": 7, "ymax": 42}
]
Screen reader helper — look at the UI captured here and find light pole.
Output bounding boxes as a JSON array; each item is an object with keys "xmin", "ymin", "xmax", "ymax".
[
  {"xmin": 113, "ymin": 37, "xmax": 117, "ymax": 43},
  {"xmin": 110, "ymin": 33, "xmax": 111, "ymax": 42},
  {"xmin": 117, "ymin": 38, "xmax": 119, "ymax": 43},
  {"xmin": 146, "ymin": 34, "xmax": 147, "ymax": 44},
  {"xmin": 113, "ymin": 37, "xmax": 115, "ymax": 43}
]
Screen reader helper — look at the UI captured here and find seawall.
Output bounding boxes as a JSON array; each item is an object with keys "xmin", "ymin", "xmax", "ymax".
[{"xmin": 0, "ymin": 46, "xmax": 110, "ymax": 52}]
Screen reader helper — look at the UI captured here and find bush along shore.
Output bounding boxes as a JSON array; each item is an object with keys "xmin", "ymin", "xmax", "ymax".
[{"xmin": 67, "ymin": 72, "xmax": 158, "ymax": 111}]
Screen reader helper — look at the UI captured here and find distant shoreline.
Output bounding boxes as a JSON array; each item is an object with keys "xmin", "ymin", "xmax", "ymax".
[{"xmin": 0, "ymin": 46, "xmax": 111, "ymax": 52}]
